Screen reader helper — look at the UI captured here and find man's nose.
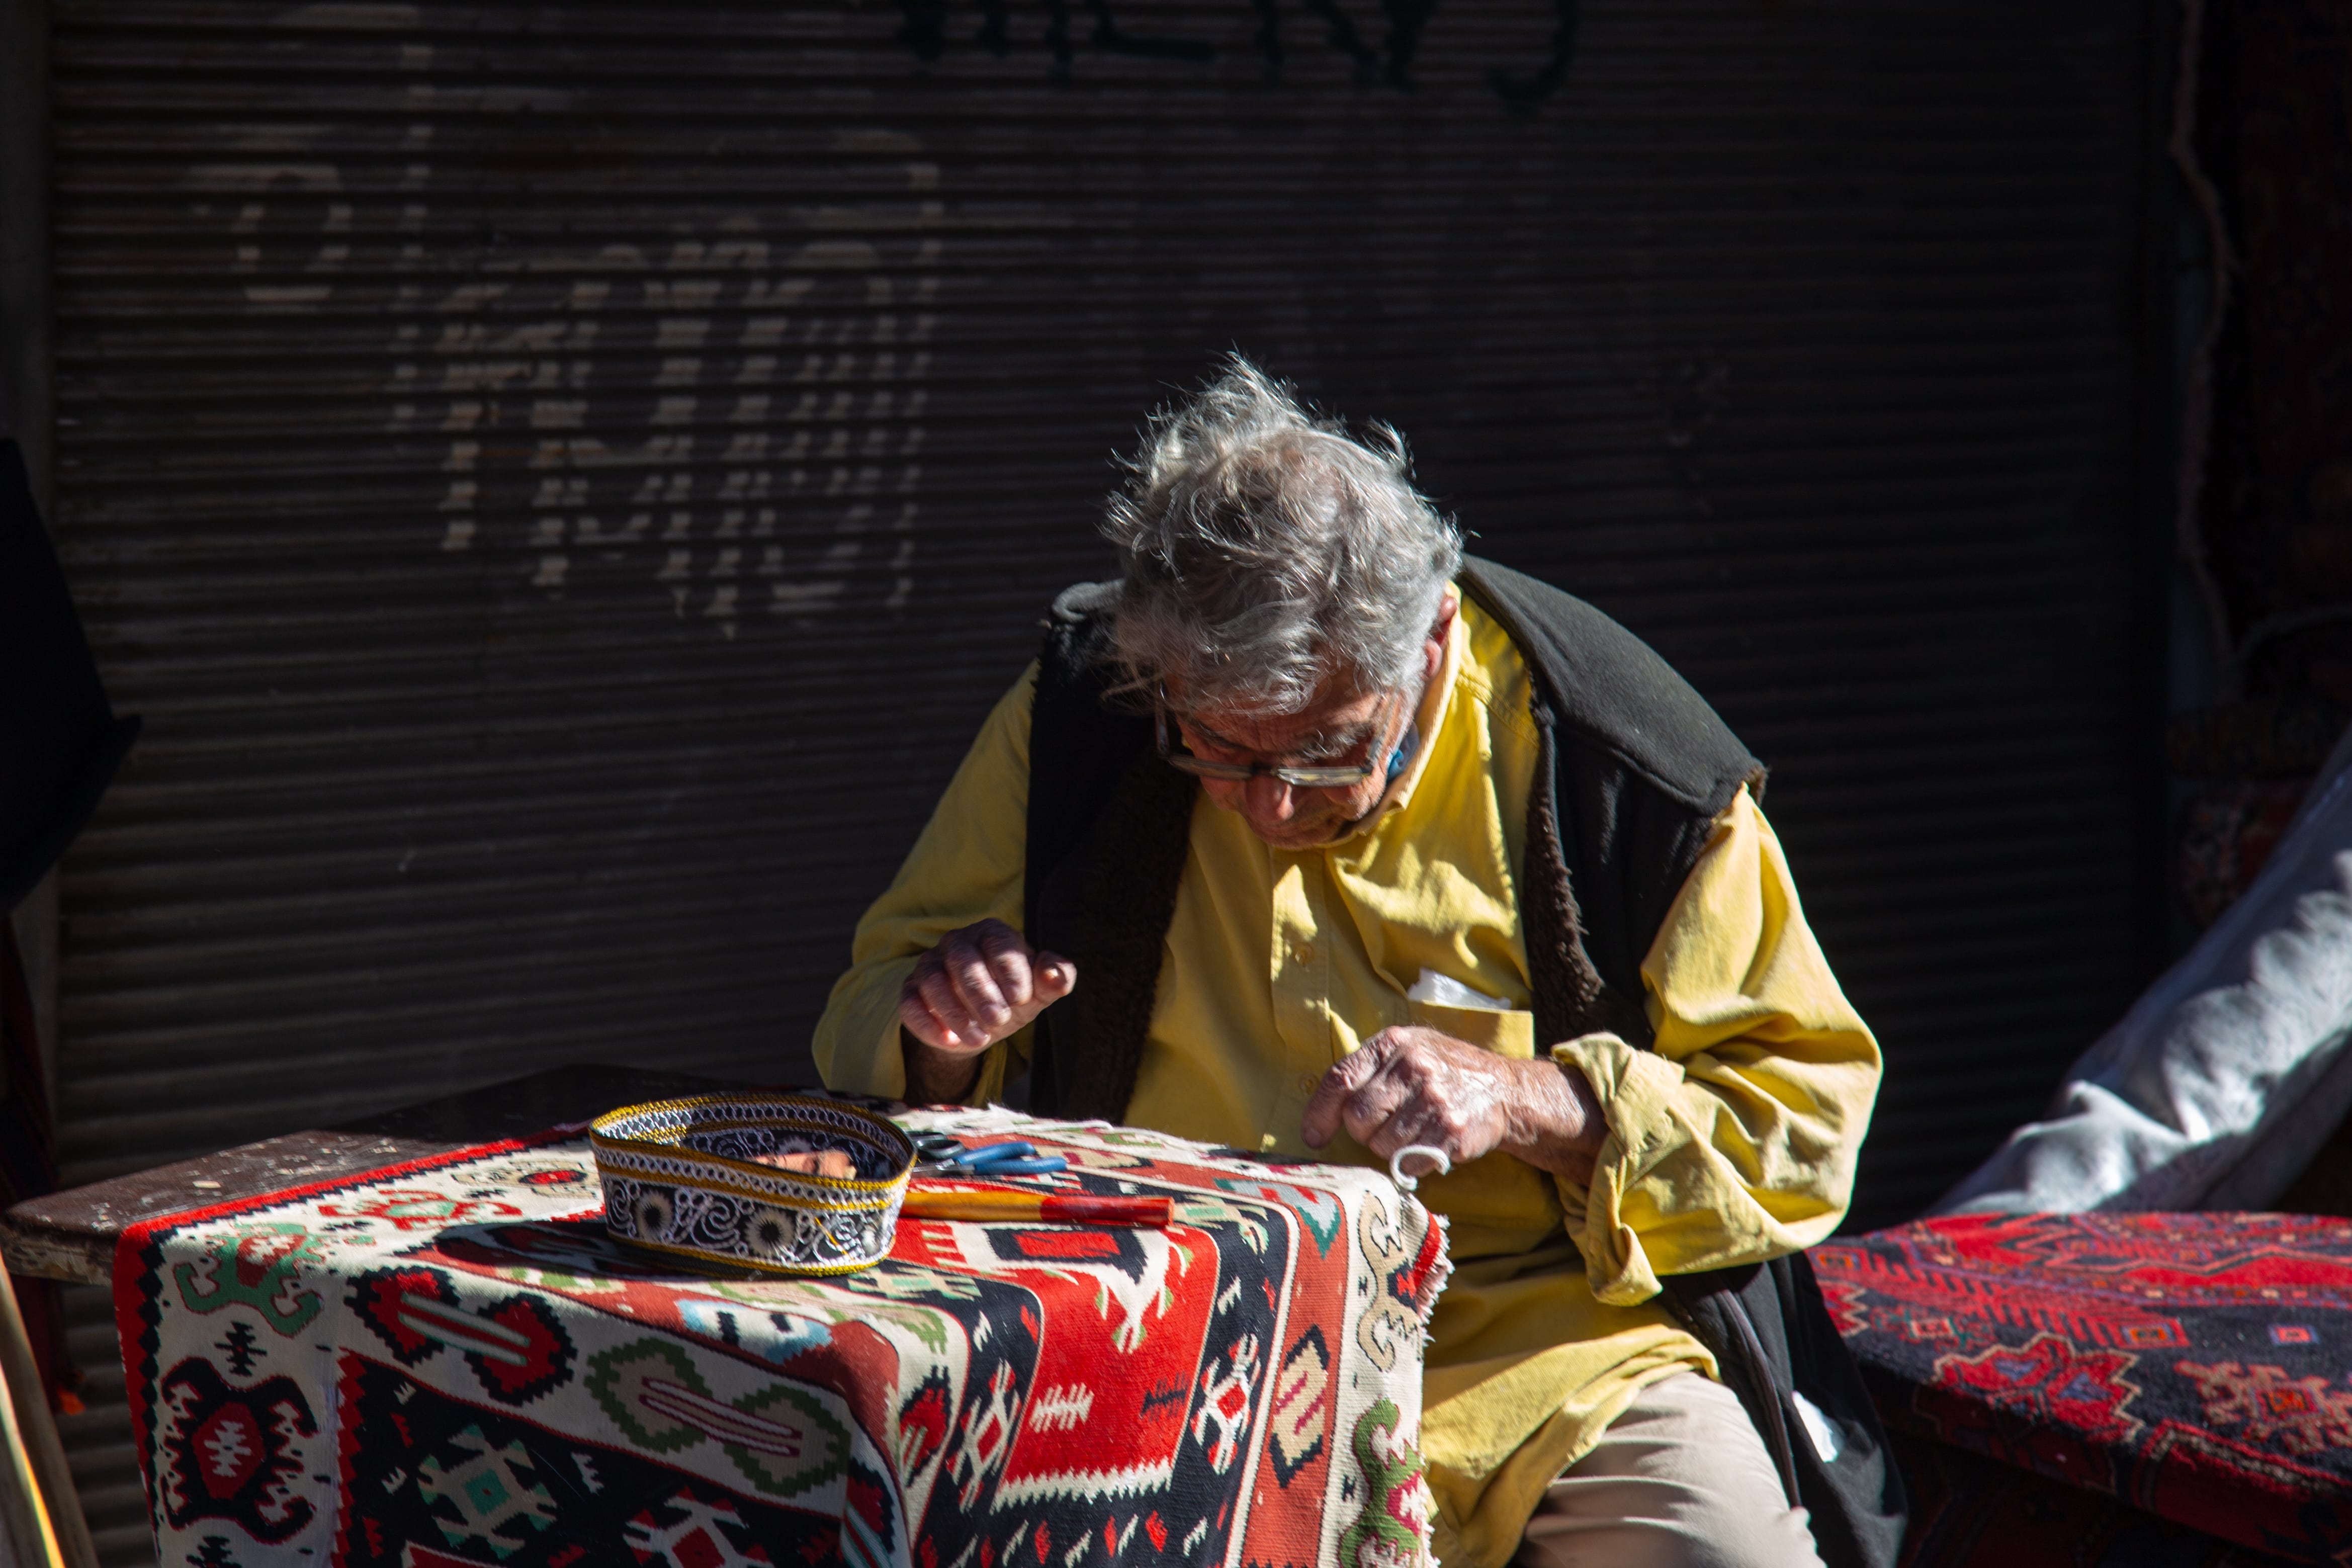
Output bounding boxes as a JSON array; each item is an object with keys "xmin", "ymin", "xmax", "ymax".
[{"xmin": 1246, "ymin": 774, "xmax": 1297, "ymax": 821}]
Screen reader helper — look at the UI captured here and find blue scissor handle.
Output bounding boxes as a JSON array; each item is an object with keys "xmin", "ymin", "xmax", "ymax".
[
  {"xmin": 968, "ymin": 1155, "xmax": 1067, "ymax": 1176},
  {"xmin": 947, "ymin": 1141, "xmax": 1038, "ymax": 1169}
]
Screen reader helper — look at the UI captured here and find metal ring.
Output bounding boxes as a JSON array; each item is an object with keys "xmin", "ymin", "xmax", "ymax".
[{"xmin": 1388, "ymin": 1145, "xmax": 1451, "ymax": 1193}]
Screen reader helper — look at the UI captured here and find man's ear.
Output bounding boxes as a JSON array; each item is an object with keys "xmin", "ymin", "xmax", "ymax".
[{"xmin": 1424, "ymin": 588, "xmax": 1460, "ymax": 680}]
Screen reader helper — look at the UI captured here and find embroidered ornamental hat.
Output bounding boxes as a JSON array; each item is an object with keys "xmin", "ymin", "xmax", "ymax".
[
  {"xmin": 0, "ymin": 440, "xmax": 140, "ymax": 915},
  {"xmin": 590, "ymin": 1092, "xmax": 914, "ymax": 1275}
]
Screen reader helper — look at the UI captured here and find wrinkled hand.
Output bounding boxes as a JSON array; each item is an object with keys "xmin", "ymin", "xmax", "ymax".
[
  {"xmin": 899, "ymin": 919, "xmax": 1076, "ymax": 1056},
  {"xmin": 1300, "ymin": 1025, "xmax": 1604, "ymax": 1180}
]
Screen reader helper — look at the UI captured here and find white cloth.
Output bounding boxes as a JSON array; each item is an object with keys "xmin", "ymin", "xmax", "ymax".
[
  {"xmin": 1937, "ymin": 722, "xmax": 2352, "ymax": 1215},
  {"xmin": 1512, "ymin": 1372, "xmax": 1824, "ymax": 1568}
]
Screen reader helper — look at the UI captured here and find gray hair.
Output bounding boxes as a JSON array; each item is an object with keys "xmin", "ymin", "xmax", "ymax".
[{"xmin": 1100, "ymin": 356, "xmax": 1462, "ymax": 717}]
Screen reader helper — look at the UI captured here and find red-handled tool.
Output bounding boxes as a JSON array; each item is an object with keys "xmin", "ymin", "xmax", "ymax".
[{"xmin": 900, "ymin": 1190, "xmax": 1173, "ymax": 1227}]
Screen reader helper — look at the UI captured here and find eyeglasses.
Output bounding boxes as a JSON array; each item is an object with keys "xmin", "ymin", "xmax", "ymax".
[{"xmin": 1156, "ymin": 690, "xmax": 1410, "ymax": 790}]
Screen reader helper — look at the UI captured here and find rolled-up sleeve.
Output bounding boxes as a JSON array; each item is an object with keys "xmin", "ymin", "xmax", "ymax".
[
  {"xmin": 1552, "ymin": 786, "xmax": 1882, "ymax": 1305},
  {"xmin": 810, "ymin": 662, "xmax": 1038, "ymax": 1103}
]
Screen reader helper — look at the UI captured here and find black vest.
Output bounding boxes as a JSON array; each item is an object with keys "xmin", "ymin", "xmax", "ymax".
[
  {"xmin": 1017, "ymin": 555, "xmax": 1903, "ymax": 1567},
  {"xmin": 1023, "ymin": 556, "xmax": 1766, "ymax": 1112}
]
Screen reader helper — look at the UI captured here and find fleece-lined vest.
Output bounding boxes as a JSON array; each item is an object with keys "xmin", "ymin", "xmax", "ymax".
[
  {"xmin": 1016, "ymin": 555, "xmax": 1904, "ymax": 1567},
  {"xmin": 1021, "ymin": 556, "xmax": 1767, "ymax": 1116}
]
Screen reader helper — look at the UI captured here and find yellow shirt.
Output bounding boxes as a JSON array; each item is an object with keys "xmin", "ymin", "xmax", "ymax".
[{"xmin": 814, "ymin": 595, "xmax": 1882, "ymax": 1566}]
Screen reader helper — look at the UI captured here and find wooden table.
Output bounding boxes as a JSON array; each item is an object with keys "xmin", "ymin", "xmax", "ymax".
[{"xmin": 0, "ymin": 1064, "xmax": 733, "ymax": 1285}]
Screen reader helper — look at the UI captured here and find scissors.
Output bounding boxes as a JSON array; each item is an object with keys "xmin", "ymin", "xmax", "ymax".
[{"xmin": 909, "ymin": 1134, "xmax": 1069, "ymax": 1178}]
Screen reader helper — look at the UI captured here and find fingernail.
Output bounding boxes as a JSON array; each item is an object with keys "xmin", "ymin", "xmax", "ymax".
[{"xmin": 985, "ymin": 1006, "xmax": 1010, "ymax": 1025}]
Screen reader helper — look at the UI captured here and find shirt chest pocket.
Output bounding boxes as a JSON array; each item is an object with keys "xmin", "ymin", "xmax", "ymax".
[{"xmin": 1406, "ymin": 997, "xmax": 1536, "ymax": 1059}]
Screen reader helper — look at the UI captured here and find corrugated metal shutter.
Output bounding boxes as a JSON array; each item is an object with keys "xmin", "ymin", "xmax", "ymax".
[{"xmin": 43, "ymin": 3, "xmax": 2163, "ymax": 1560}]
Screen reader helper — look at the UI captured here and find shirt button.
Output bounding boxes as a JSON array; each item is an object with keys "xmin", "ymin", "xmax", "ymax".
[
  {"xmin": 1292, "ymin": 942, "xmax": 1315, "ymax": 965},
  {"xmin": 1296, "ymin": 1073, "xmax": 1320, "ymax": 1095}
]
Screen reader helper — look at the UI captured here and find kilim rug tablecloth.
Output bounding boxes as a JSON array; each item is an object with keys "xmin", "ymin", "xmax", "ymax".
[
  {"xmin": 113, "ymin": 1103, "xmax": 1450, "ymax": 1568},
  {"xmin": 1816, "ymin": 1211, "xmax": 2352, "ymax": 1564}
]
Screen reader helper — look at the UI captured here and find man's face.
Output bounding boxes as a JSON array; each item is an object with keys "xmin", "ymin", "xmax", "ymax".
[
  {"xmin": 1177, "ymin": 678, "xmax": 1403, "ymax": 849},
  {"xmin": 1174, "ymin": 596, "xmax": 1455, "ymax": 851}
]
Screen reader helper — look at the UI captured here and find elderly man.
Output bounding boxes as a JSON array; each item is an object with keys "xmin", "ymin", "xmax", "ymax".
[{"xmin": 814, "ymin": 360, "xmax": 1895, "ymax": 1567}]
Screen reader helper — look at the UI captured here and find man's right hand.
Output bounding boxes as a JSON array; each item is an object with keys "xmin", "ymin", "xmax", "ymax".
[{"xmin": 899, "ymin": 919, "xmax": 1076, "ymax": 1055}]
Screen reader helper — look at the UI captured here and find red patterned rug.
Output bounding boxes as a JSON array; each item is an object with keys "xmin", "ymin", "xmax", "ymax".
[
  {"xmin": 1817, "ymin": 1212, "xmax": 2352, "ymax": 1564},
  {"xmin": 112, "ymin": 1107, "xmax": 1448, "ymax": 1568}
]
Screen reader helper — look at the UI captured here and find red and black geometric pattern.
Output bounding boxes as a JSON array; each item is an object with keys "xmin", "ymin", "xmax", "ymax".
[
  {"xmin": 153, "ymin": 1358, "xmax": 318, "ymax": 1543},
  {"xmin": 114, "ymin": 1115, "xmax": 1444, "ymax": 1568},
  {"xmin": 347, "ymin": 1266, "xmax": 576, "ymax": 1404},
  {"xmin": 1818, "ymin": 1212, "xmax": 2352, "ymax": 1564}
]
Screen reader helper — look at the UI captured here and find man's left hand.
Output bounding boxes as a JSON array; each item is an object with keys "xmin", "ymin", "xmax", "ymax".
[{"xmin": 1300, "ymin": 1026, "xmax": 1607, "ymax": 1182}]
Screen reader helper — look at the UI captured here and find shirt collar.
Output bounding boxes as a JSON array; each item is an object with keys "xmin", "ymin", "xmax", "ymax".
[{"xmin": 1326, "ymin": 598, "xmax": 1466, "ymax": 847}]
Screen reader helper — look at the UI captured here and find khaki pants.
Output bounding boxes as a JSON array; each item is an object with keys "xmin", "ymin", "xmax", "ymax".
[{"xmin": 1512, "ymin": 1372, "xmax": 1827, "ymax": 1568}]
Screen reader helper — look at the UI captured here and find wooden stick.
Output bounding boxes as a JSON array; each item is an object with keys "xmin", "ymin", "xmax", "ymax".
[
  {"xmin": 0, "ymin": 1262, "xmax": 90, "ymax": 1568},
  {"xmin": 0, "ymin": 1332, "xmax": 62, "ymax": 1568},
  {"xmin": 901, "ymin": 1190, "xmax": 1173, "ymax": 1227}
]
